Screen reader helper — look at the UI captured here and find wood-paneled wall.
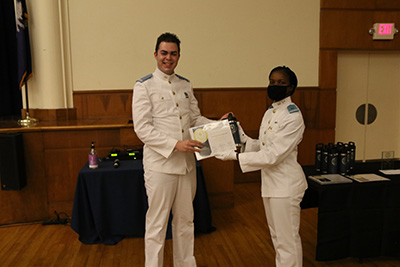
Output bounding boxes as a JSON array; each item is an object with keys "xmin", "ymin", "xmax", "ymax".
[{"xmin": 73, "ymin": 90, "xmax": 132, "ymax": 120}]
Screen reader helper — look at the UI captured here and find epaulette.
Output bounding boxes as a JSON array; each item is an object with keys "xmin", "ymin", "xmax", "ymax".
[
  {"xmin": 175, "ymin": 74, "xmax": 190, "ymax": 82},
  {"xmin": 136, "ymin": 74, "xmax": 153, "ymax": 83},
  {"xmin": 287, "ymin": 104, "xmax": 299, "ymax": 114}
]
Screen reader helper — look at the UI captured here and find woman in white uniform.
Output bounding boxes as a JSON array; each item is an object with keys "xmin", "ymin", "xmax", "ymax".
[{"xmin": 216, "ymin": 66, "xmax": 307, "ymax": 267}]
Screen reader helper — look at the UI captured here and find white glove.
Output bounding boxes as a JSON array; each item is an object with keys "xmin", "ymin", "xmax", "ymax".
[
  {"xmin": 214, "ymin": 150, "xmax": 237, "ymax": 161},
  {"xmin": 237, "ymin": 122, "xmax": 249, "ymax": 144}
]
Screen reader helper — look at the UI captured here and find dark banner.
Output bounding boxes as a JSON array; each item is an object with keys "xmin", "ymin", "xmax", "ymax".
[{"xmin": 0, "ymin": 0, "xmax": 32, "ymax": 119}]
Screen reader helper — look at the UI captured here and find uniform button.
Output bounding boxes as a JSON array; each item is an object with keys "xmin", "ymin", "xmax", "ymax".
[
  {"xmin": 168, "ymin": 81, "xmax": 171, "ymax": 84},
  {"xmin": 268, "ymin": 127, "xmax": 272, "ymax": 130},
  {"xmin": 268, "ymin": 120, "xmax": 271, "ymax": 124},
  {"xmin": 180, "ymin": 116, "xmax": 182, "ymax": 119},
  {"xmin": 173, "ymin": 91, "xmax": 176, "ymax": 95},
  {"xmin": 161, "ymin": 97, "xmax": 164, "ymax": 100},
  {"xmin": 264, "ymin": 131, "xmax": 266, "ymax": 134},
  {"xmin": 262, "ymin": 142, "xmax": 265, "ymax": 146},
  {"xmin": 182, "ymin": 129, "xmax": 184, "ymax": 133},
  {"xmin": 273, "ymin": 110, "xmax": 276, "ymax": 113},
  {"xmin": 176, "ymin": 103, "xmax": 179, "ymax": 107},
  {"xmin": 164, "ymin": 76, "xmax": 167, "ymax": 79}
]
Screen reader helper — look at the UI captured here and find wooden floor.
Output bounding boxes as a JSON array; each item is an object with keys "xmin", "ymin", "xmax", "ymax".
[{"xmin": 0, "ymin": 182, "xmax": 399, "ymax": 267}]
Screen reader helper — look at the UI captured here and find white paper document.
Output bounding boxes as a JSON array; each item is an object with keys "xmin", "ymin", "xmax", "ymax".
[
  {"xmin": 346, "ymin": 173, "xmax": 390, "ymax": 183},
  {"xmin": 308, "ymin": 174, "xmax": 353, "ymax": 185},
  {"xmin": 379, "ymin": 169, "xmax": 400, "ymax": 175},
  {"xmin": 189, "ymin": 120, "xmax": 236, "ymax": 161}
]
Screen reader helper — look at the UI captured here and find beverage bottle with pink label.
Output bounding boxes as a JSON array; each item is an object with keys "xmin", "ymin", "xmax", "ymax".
[{"xmin": 88, "ymin": 141, "xmax": 98, "ymax": 169}]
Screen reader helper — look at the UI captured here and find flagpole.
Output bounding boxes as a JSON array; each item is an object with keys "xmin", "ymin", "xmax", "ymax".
[
  {"xmin": 15, "ymin": 0, "xmax": 37, "ymax": 127},
  {"xmin": 18, "ymin": 80, "xmax": 37, "ymax": 127}
]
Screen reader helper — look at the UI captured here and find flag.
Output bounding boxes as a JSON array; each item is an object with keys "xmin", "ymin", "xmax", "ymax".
[
  {"xmin": 0, "ymin": 0, "xmax": 22, "ymax": 118},
  {"xmin": 14, "ymin": 0, "xmax": 32, "ymax": 89}
]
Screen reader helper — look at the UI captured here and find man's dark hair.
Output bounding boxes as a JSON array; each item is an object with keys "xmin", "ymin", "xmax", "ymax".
[
  {"xmin": 269, "ymin": 66, "xmax": 298, "ymax": 93},
  {"xmin": 155, "ymin": 32, "xmax": 181, "ymax": 54}
]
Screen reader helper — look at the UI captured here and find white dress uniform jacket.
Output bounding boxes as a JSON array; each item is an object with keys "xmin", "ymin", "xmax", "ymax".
[
  {"xmin": 238, "ymin": 96, "xmax": 307, "ymax": 197},
  {"xmin": 132, "ymin": 68, "xmax": 212, "ymax": 175}
]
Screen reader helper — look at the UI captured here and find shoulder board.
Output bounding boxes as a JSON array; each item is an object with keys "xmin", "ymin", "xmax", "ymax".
[
  {"xmin": 175, "ymin": 74, "xmax": 190, "ymax": 82},
  {"xmin": 287, "ymin": 104, "xmax": 299, "ymax": 114},
  {"xmin": 136, "ymin": 74, "xmax": 153, "ymax": 83}
]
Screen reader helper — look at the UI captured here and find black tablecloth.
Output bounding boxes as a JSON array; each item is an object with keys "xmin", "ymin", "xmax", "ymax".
[
  {"xmin": 71, "ymin": 160, "xmax": 215, "ymax": 245},
  {"xmin": 301, "ymin": 162, "xmax": 400, "ymax": 261}
]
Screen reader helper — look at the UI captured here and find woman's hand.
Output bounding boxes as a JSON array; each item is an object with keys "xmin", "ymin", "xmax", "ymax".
[{"xmin": 219, "ymin": 112, "xmax": 235, "ymax": 120}]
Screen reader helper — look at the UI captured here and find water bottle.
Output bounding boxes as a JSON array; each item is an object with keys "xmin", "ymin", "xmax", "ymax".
[
  {"xmin": 346, "ymin": 143, "xmax": 351, "ymax": 173},
  {"xmin": 338, "ymin": 143, "xmax": 348, "ymax": 175},
  {"xmin": 88, "ymin": 141, "xmax": 98, "ymax": 169},
  {"xmin": 321, "ymin": 144, "xmax": 328, "ymax": 174},
  {"xmin": 227, "ymin": 113, "xmax": 241, "ymax": 150},
  {"xmin": 327, "ymin": 143, "xmax": 338, "ymax": 174},
  {"xmin": 315, "ymin": 143, "xmax": 323, "ymax": 172},
  {"xmin": 348, "ymin": 141, "xmax": 356, "ymax": 170}
]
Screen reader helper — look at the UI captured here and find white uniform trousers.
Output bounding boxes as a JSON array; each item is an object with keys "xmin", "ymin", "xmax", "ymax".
[
  {"xmin": 262, "ymin": 192, "xmax": 304, "ymax": 267},
  {"xmin": 144, "ymin": 168, "xmax": 197, "ymax": 267}
]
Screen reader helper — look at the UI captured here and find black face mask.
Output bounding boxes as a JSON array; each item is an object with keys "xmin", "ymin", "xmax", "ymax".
[{"xmin": 267, "ymin": 85, "xmax": 289, "ymax": 101}]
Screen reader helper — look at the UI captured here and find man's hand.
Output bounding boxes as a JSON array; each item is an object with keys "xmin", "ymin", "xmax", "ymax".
[{"xmin": 175, "ymin": 139, "xmax": 203, "ymax": 153}]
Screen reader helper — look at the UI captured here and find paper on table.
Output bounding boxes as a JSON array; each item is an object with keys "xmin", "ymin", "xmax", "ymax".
[
  {"xmin": 347, "ymin": 173, "xmax": 390, "ymax": 183},
  {"xmin": 189, "ymin": 120, "xmax": 236, "ymax": 161},
  {"xmin": 308, "ymin": 174, "xmax": 352, "ymax": 185},
  {"xmin": 379, "ymin": 169, "xmax": 400, "ymax": 175}
]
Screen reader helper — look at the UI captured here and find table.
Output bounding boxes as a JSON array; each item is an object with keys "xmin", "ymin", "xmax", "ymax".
[
  {"xmin": 71, "ymin": 160, "xmax": 215, "ymax": 245},
  {"xmin": 301, "ymin": 161, "xmax": 400, "ymax": 261}
]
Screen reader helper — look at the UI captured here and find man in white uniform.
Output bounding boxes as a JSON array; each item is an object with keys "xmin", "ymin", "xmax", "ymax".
[
  {"xmin": 216, "ymin": 66, "xmax": 307, "ymax": 267},
  {"xmin": 132, "ymin": 32, "xmax": 227, "ymax": 267}
]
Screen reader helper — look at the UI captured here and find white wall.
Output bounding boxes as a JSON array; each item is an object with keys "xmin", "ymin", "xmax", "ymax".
[
  {"xmin": 67, "ymin": 0, "xmax": 320, "ymax": 91},
  {"xmin": 25, "ymin": 0, "xmax": 67, "ymax": 109}
]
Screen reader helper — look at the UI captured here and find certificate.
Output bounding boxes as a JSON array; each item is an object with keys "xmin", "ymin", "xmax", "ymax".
[{"xmin": 189, "ymin": 120, "xmax": 236, "ymax": 161}]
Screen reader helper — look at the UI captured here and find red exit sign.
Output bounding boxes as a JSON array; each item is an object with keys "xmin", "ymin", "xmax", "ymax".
[
  {"xmin": 371, "ymin": 23, "xmax": 397, "ymax": 40},
  {"xmin": 378, "ymin": 24, "xmax": 393, "ymax": 35}
]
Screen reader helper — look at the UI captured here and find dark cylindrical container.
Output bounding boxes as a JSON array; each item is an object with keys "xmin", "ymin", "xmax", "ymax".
[
  {"xmin": 338, "ymin": 143, "xmax": 349, "ymax": 175},
  {"xmin": 327, "ymin": 144, "xmax": 338, "ymax": 174},
  {"xmin": 315, "ymin": 143, "xmax": 324, "ymax": 172},
  {"xmin": 346, "ymin": 143, "xmax": 351, "ymax": 173},
  {"xmin": 321, "ymin": 144, "xmax": 328, "ymax": 174},
  {"xmin": 227, "ymin": 113, "xmax": 241, "ymax": 146},
  {"xmin": 348, "ymin": 141, "xmax": 356, "ymax": 170}
]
